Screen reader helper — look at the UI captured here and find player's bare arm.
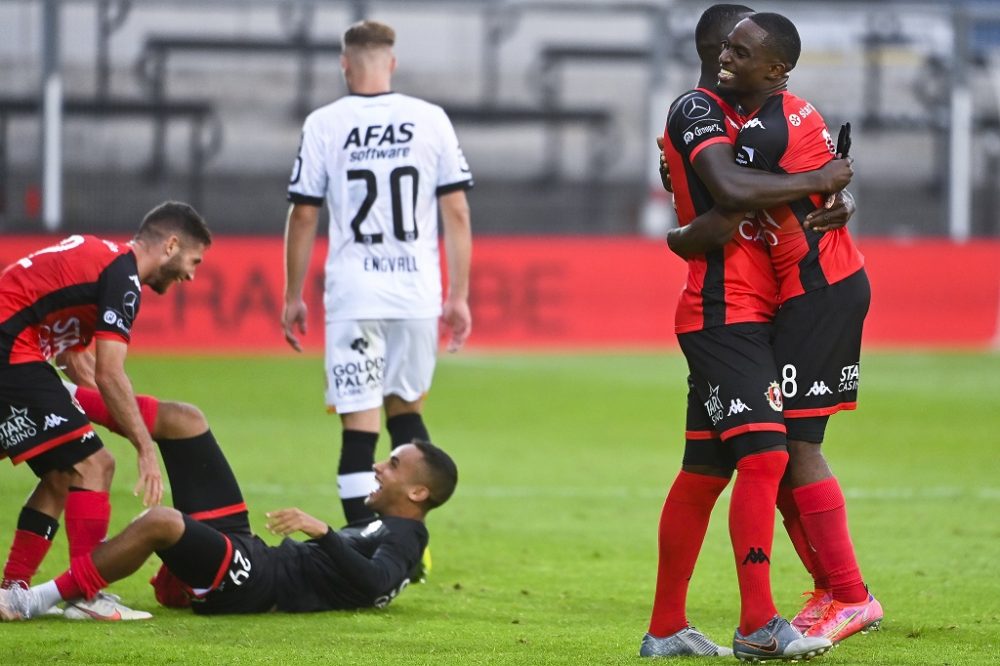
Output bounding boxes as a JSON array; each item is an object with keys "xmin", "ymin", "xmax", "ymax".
[
  {"xmin": 265, "ymin": 507, "xmax": 330, "ymax": 539},
  {"xmin": 692, "ymin": 142, "xmax": 852, "ymax": 210},
  {"xmin": 282, "ymin": 202, "xmax": 321, "ymax": 352},
  {"xmin": 94, "ymin": 338, "xmax": 163, "ymax": 506},
  {"xmin": 439, "ymin": 190, "xmax": 472, "ymax": 353},
  {"xmin": 666, "ymin": 207, "xmax": 747, "ymax": 259},
  {"xmin": 55, "ymin": 348, "xmax": 97, "ymax": 389}
]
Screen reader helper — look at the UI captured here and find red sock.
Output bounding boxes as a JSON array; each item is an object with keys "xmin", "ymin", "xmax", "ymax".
[
  {"xmin": 648, "ymin": 470, "xmax": 730, "ymax": 636},
  {"xmin": 793, "ymin": 478, "xmax": 868, "ymax": 604},
  {"xmin": 55, "ymin": 554, "xmax": 109, "ymax": 601},
  {"xmin": 74, "ymin": 386, "xmax": 159, "ymax": 436},
  {"xmin": 776, "ymin": 484, "xmax": 828, "ymax": 590},
  {"xmin": 730, "ymin": 450, "xmax": 788, "ymax": 635},
  {"xmin": 3, "ymin": 530, "xmax": 55, "ymax": 587},
  {"xmin": 65, "ymin": 489, "xmax": 110, "ymax": 560}
]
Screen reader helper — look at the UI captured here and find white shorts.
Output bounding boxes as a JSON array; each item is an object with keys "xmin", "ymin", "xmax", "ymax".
[{"xmin": 324, "ymin": 318, "xmax": 438, "ymax": 413}]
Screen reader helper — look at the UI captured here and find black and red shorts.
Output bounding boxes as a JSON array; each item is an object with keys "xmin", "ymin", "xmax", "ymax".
[
  {"xmin": 157, "ymin": 517, "xmax": 276, "ymax": 615},
  {"xmin": 678, "ymin": 322, "xmax": 786, "ymax": 463},
  {"xmin": 0, "ymin": 361, "xmax": 102, "ymax": 476},
  {"xmin": 773, "ymin": 268, "xmax": 871, "ymax": 442}
]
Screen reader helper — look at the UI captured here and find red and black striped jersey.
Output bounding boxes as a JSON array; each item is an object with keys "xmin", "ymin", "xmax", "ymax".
[
  {"xmin": 663, "ymin": 87, "xmax": 779, "ymax": 333},
  {"xmin": 0, "ymin": 235, "xmax": 140, "ymax": 364},
  {"xmin": 734, "ymin": 91, "xmax": 864, "ymax": 303}
]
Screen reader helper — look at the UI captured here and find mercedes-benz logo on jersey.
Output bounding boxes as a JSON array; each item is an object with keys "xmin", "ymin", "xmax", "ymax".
[
  {"xmin": 122, "ymin": 291, "xmax": 138, "ymax": 320},
  {"xmin": 350, "ymin": 337, "xmax": 369, "ymax": 356},
  {"xmin": 682, "ymin": 96, "xmax": 711, "ymax": 120}
]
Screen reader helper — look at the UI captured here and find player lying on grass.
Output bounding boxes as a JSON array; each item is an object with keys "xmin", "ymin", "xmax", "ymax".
[{"xmin": 0, "ymin": 389, "xmax": 457, "ymax": 620}]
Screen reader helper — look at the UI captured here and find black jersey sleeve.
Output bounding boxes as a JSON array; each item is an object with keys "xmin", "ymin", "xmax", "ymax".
[
  {"xmin": 667, "ymin": 90, "xmax": 731, "ymax": 163},
  {"xmin": 94, "ymin": 253, "xmax": 141, "ymax": 342},
  {"xmin": 311, "ymin": 518, "xmax": 425, "ymax": 598}
]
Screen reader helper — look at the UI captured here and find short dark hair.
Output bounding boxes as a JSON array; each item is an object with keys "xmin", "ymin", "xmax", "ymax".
[
  {"xmin": 695, "ymin": 4, "xmax": 754, "ymax": 60},
  {"xmin": 748, "ymin": 12, "xmax": 801, "ymax": 69},
  {"xmin": 412, "ymin": 440, "xmax": 458, "ymax": 510},
  {"xmin": 136, "ymin": 201, "xmax": 212, "ymax": 247},
  {"xmin": 342, "ymin": 20, "xmax": 396, "ymax": 50}
]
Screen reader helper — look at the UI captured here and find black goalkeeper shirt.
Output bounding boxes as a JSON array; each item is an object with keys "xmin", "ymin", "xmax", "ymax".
[{"xmin": 273, "ymin": 516, "xmax": 428, "ymax": 612}]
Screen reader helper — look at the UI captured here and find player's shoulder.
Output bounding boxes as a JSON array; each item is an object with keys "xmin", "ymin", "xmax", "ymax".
[
  {"xmin": 775, "ymin": 91, "xmax": 826, "ymax": 129},
  {"xmin": 669, "ymin": 88, "xmax": 726, "ymax": 120}
]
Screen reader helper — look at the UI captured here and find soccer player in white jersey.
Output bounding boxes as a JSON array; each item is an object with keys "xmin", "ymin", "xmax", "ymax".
[{"xmin": 282, "ymin": 20, "xmax": 473, "ymax": 527}]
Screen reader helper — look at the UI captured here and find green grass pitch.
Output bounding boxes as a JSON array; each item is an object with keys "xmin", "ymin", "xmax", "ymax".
[{"xmin": 1, "ymin": 351, "xmax": 998, "ymax": 664}]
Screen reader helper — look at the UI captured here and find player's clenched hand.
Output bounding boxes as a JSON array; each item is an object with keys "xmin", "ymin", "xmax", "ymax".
[
  {"xmin": 266, "ymin": 508, "xmax": 330, "ymax": 539},
  {"xmin": 804, "ymin": 189, "xmax": 856, "ymax": 233},
  {"xmin": 281, "ymin": 299, "xmax": 308, "ymax": 352},
  {"xmin": 656, "ymin": 136, "xmax": 673, "ymax": 193},
  {"xmin": 134, "ymin": 449, "xmax": 163, "ymax": 507},
  {"xmin": 816, "ymin": 157, "xmax": 853, "ymax": 193},
  {"xmin": 441, "ymin": 297, "xmax": 471, "ymax": 353}
]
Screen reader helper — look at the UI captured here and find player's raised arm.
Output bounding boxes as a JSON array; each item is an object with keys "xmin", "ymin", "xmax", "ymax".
[
  {"xmin": 282, "ymin": 203, "xmax": 321, "ymax": 352},
  {"xmin": 439, "ymin": 190, "xmax": 472, "ymax": 353}
]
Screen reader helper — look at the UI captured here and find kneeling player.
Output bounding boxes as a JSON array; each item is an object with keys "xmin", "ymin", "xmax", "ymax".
[{"xmin": 0, "ymin": 404, "xmax": 457, "ymax": 619}]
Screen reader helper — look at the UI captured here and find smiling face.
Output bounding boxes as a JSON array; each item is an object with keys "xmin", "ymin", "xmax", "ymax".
[
  {"xmin": 144, "ymin": 236, "xmax": 206, "ymax": 295},
  {"xmin": 365, "ymin": 444, "xmax": 430, "ymax": 516},
  {"xmin": 717, "ymin": 18, "xmax": 785, "ymax": 96}
]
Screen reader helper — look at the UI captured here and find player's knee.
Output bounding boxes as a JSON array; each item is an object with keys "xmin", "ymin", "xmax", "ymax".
[
  {"xmin": 138, "ymin": 506, "xmax": 186, "ymax": 547},
  {"xmin": 154, "ymin": 401, "xmax": 208, "ymax": 439},
  {"xmin": 75, "ymin": 447, "xmax": 115, "ymax": 488}
]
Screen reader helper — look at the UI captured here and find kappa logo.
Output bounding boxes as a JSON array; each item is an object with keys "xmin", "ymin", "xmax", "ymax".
[
  {"xmin": 350, "ymin": 337, "xmax": 369, "ymax": 356},
  {"xmin": 743, "ymin": 118, "xmax": 766, "ymax": 130},
  {"xmin": 742, "ymin": 547, "xmax": 771, "ymax": 565},
  {"xmin": 42, "ymin": 413, "xmax": 68, "ymax": 431},
  {"xmin": 682, "ymin": 96, "xmax": 712, "ymax": 120},
  {"xmin": 805, "ymin": 381, "xmax": 834, "ymax": 396},
  {"xmin": 727, "ymin": 398, "xmax": 752, "ymax": 416}
]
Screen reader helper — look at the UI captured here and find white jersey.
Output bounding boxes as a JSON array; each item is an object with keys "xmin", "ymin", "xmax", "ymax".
[{"xmin": 288, "ymin": 92, "xmax": 473, "ymax": 321}]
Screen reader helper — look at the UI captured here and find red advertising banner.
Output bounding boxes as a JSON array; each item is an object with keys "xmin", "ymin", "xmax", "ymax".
[{"xmin": 2, "ymin": 235, "xmax": 998, "ymax": 352}]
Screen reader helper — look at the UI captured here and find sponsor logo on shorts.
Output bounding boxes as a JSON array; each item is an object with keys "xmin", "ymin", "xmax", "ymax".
[
  {"xmin": 704, "ymin": 383, "xmax": 725, "ymax": 426},
  {"xmin": 765, "ymin": 382, "xmax": 783, "ymax": 412},
  {"xmin": 332, "ymin": 356, "xmax": 385, "ymax": 397},
  {"xmin": 805, "ymin": 381, "xmax": 834, "ymax": 397},
  {"xmin": 727, "ymin": 398, "xmax": 752, "ymax": 416},
  {"xmin": 350, "ymin": 337, "xmax": 370, "ymax": 356},
  {"xmin": 42, "ymin": 413, "xmax": 69, "ymax": 430},
  {"xmin": 0, "ymin": 406, "xmax": 38, "ymax": 450},
  {"xmin": 839, "ymin": 363, "xmax": 860, "ymax": 392}
]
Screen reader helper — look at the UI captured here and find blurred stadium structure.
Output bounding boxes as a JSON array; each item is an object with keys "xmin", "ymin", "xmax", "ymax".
[{"xmin": 1, "ymin": 0, "xmax": 1000, "ymax": 239}]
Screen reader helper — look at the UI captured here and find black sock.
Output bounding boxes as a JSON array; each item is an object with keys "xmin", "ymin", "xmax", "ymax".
[
  {"xmin": 339, "ymin": 430, "xmax": 379, "ymax": 526},
  {"xmin": 386, "ymin": 413, "xmax": 430, "ymax": 446},
  {"xmin": 17, "ymin": 507, "xmax": 59, "ymax": 540},
  {"xmin": 156, "ymin": 430, "xmax": 250, "ymax": 533}
]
